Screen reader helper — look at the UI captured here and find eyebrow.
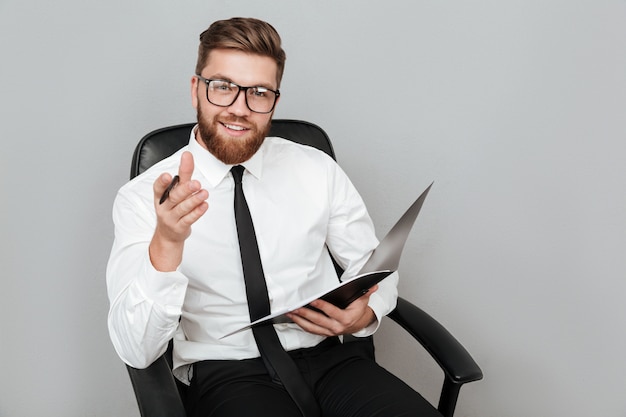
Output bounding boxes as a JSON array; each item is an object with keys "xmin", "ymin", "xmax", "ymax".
[{"xmin": 209, "ymin": 73, "xmax": 277, "ymax": 91}]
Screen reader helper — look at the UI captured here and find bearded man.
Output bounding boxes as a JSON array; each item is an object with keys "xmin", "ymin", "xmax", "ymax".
[{"xmin": 107, "ymin": 17, "xmax": 436, "ymax": 417}]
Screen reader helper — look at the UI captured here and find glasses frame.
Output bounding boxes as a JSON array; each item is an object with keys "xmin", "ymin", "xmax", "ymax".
[{"xmin": 195, "ymin": 75, "xmax": 280, "ymax": 114}]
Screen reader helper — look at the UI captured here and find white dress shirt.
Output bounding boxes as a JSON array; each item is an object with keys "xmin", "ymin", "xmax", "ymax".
[{"xmin": 106, "ymin": 129, "xmax": 398, "ymax": 383}]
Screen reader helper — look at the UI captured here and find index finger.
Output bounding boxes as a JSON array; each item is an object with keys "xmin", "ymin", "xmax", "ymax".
[{"xmin": 177, "ymin": 151, "xmax": 195, "ymax": 184}]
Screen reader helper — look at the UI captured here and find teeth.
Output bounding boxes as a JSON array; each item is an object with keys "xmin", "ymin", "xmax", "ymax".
[{"xmin": 224, "ymin": 123, "xmax": 246, "ymax": 131}]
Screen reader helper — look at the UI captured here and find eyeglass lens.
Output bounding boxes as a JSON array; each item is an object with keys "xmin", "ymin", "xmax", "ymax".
[{"xmin": 206, "ymin": 80, "xmax": 277, "ymax": 113}]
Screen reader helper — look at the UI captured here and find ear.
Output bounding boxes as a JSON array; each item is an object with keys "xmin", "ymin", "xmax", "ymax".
[
  {"xmin": 273, "ymin": 94, "xmax": 281, "ymax": 110},
  {"xmin": 191, "ymin": 76, "xmax": 199, "ymax": 110}
]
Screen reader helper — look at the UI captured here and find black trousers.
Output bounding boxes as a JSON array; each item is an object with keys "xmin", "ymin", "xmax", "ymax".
[{"xmin": 186, "ymin": 337, "xmax": 441, "ymax": 417}]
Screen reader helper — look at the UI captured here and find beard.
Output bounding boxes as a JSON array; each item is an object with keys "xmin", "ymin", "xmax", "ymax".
[{"xmin": 196, "ymin": 104, "xmax": 270, "ymax": 165}]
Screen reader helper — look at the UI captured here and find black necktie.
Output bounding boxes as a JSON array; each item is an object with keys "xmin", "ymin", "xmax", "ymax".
[{"xmin": 231, "ymin": 165, "xmax": 320, "ymax": 417}]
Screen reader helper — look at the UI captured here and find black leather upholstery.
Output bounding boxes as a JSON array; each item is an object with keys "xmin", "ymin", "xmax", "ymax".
[
  {"xmin": 126, "ymin": 349, "xmax": 186, "ymax": 417},
  {"xmin": 124, "ymin": 119, "xmax": 482, "ymax": 417}
]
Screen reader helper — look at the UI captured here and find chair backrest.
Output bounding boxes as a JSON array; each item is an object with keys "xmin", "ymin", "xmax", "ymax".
[{"xmin": 130, "ymin": 119, "xmax": 335, "ymax": 179}]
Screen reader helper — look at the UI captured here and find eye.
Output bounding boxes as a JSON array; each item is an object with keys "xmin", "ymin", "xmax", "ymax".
[
  {"xmin": 250, "ymin": 87, "xmax": 269, "ymax": 98},
  {"xmin": 210, "ymin": 80, "xmax": 236, "ymax": 92}
]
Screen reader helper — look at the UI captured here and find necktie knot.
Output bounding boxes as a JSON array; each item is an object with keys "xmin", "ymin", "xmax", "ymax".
[{"xmin": 231, "ymin": 165, "xmax": 245, "ymax": 185}]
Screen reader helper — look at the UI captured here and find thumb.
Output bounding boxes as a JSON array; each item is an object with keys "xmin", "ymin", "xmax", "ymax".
[{"xmin": 153, "ymin": 172, "xmax": 174, "ymax": 201}]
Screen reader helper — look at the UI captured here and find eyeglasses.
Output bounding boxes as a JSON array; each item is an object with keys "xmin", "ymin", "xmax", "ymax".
[{"xmin": 196, "ymin": 75, "xmax": 280, "ymax": 114}]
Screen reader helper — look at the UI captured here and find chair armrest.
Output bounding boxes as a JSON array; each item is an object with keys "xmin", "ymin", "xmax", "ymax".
[
  {"xmin": 126, "ymin": 355, "xmax": 186, "ymax": 417},
  {"xmin": 388, "ymin": 297, "xmax": 483, "ymax": 384},
  {"xmin": 388, "ymin": 297, "xmax": 483, "ymax": 416}
]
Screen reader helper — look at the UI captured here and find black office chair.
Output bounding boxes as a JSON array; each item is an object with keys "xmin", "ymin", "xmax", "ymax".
[{"xmin": 125, "ymin": 119, "xmax": 483, "ymax": 417}]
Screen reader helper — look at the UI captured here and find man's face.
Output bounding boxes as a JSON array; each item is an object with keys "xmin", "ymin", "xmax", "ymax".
[{"xmin": 192, "ymin": 49, "xmax": 280, "ymax": 164}]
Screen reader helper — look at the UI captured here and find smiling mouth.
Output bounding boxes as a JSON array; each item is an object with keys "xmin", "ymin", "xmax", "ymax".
[{"xmin": 221, "ymin": 122, "xmax": 250, "ymax": 132}]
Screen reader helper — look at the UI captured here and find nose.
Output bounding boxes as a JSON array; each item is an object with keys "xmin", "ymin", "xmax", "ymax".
[{"xmin": 227, "ymin": 89, "xmax": 251, "ymax": 117}]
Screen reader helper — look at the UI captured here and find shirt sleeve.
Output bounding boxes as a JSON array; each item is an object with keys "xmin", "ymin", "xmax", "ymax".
[
  {"xmin": 324, "ymin": 162, "xmax": 399, "ymax": 337},
  {"xmin": 106, "ymin": 183, "xmax": 188, "ymax": 369}
]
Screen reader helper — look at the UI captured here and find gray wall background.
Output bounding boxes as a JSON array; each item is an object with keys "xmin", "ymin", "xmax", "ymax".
[{"xmin": 1, "ymin": 1, "xmax": 625, "ymax": 416}]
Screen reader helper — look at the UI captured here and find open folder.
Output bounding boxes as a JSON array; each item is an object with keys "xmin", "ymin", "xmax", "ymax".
[{"xmin": 222, "ymin": 182, "xmax": 433, "ymax": 338}]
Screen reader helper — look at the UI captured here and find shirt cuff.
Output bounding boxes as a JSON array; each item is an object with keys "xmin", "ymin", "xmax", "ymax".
[
  {"xmin": 351, "ymin": 291, "xmax": 392, "ymax": 337},
  {"xmin": 135, "ymin": 258, "xmax": 188, "ymax": 315}
]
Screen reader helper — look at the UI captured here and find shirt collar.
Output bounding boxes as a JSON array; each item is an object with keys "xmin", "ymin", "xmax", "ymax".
[{"xmin": 187, "ymin": 125, "xmax": 265, "ymax": 187}]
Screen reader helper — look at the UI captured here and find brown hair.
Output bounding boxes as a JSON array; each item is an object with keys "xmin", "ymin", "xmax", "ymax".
[{"xmin": 196, "ymin": 17, "xmax": 287, "ymax": 87}]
